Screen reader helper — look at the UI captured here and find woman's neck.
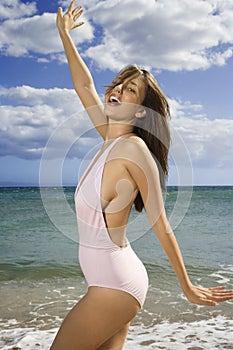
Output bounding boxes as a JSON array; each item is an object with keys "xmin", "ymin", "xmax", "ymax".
[{"xmin": 105, "ymin": 122, "xmax": 134, "ymax": 141}]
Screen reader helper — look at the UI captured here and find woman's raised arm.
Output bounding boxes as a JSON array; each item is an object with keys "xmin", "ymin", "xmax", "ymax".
[{"xmin": 56, "ymin": 0, "xmax": 107, "ymax": 139}]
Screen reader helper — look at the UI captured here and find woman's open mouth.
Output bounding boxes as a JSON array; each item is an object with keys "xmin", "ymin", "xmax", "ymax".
[{"xmin": 108, "ymin": 95, "xmax": 121, "ymax": 106}]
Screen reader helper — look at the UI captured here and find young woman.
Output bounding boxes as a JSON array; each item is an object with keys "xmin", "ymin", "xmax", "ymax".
[{"xmin": 51, "ymin": 1, "xmax": 233, "ymax": 349}]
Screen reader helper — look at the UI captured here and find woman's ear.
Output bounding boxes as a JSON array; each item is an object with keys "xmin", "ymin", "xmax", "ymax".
[{"xmin": 135, "ymin": 108, "xmax": 146, "ymax": 119}]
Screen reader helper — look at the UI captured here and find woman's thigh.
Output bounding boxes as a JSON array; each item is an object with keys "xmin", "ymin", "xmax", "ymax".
[
  {"xmin": 50, "ymin": 287, "xmax": 140, "ymax": 350},
  {"xmin": 97, "ymin": 322, "xmax": 130, "ymax": 350}
]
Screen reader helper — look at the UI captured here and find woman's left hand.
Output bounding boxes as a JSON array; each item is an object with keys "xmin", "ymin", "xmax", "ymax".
[
  {"xmin": 56, "ymin": 0, "xmax": 84, "ymax": 36},
  {"xmin": 185, "ymin": 284, "xmax": 233, "ymax": 306}
]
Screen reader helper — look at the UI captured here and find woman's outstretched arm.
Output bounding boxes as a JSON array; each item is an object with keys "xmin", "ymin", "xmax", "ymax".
[
  {"xmin": 56, "ymin": 0, "xmax": 107, "ymax": 139},
  {"xmin": 123, "ymin": 138, "xmax": 233, "ymax": 306}
]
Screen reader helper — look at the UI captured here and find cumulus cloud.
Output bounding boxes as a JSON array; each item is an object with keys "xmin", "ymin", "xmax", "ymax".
[
  {"xmin": 0, "ymin": 2, "xmax": 94, "ymax": 59},
  {"xmin": 0, "ymin": 0, "xmax": 37, "ymax": 20},
  {"xmin": 0, "ymin": 85, "xmax": 95, "ymax": 159},
  {"xmin": 0, "ymin": 85, "xmax": 232, "ymax": 173},
  {"xmin": 168, "ymin": 98, "xmax": 233, "ymax": 169},
  {"xmin": 0, "ymin": 0, "xmax": 232, "ymax": 71},
  {"xmin": 83, "ymin": 0, "xmax": 233, "ymax": 71}
]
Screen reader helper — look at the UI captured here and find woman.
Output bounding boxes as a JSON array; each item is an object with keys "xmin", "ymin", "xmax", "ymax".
[{"xmin": 52, "ymin": 1, "xmax": 233, "ymax": 349}]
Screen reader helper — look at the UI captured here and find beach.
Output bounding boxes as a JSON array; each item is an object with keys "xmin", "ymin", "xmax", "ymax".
[{"xmin": 0, "ymin": 186, "xmax": 233, "ymax": 349}]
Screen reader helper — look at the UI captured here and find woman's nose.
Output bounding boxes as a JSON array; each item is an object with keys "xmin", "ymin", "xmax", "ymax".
[{"xmin": 114, "ymin": 84, "xmax": 123, "ymax": 94}]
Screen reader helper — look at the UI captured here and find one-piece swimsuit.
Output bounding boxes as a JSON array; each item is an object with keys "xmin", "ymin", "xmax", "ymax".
[{"xmin": 75, "ymin": 136, "xmax": 149, "ymax": 307}]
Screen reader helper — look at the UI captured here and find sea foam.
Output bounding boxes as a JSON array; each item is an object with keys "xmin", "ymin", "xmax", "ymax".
[{"xmin": 1, "ymin": 315, "xmax": 232, "ymax": 349}]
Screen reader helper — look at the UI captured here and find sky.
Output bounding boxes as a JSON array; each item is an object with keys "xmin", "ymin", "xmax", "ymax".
[{"xmin": 0, "ymin": 0, "xmax": 233, "ymax": 186}]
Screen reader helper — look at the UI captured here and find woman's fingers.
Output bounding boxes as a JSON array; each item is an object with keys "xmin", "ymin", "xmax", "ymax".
[
  {"xmin": 68, "ymin": 0, "xmax": 76, "ymax": 13},
  {"xmin": 72, "ymin": 5, "xmax": 83, "ymax": 16},
  {"xmin": 207, "ymin": 287, "xmax": 233, "ymax": 297},
  {"xmin": 57, "ymin": 7, "xmax": 62, "ymax": 14},
  {"xmin": 187, "ymin": 284, "xmax": 233, "ymax": 306},
  {"xmin": 73, "ymin": 21, "xmax": 85, "ymax": 29},
  {"xmin": 56, "ymin": 1, "xmax": 84, "ymax": 32},
  {"xmin": 72, "ymin": 6, "xmax": 84, "ymax": 28},
  {"xmin": 56, "ymin": 7, "xmax": 63, "ymax": 28},
  {"xmin": 207, "ymin": 286, "xmax": 226, "ymax": 291},
  {"xmin": 72, "ymin": 7, "xmax": 84, "ymax": 22},
  {"xmin": 199, "ymin": 286, "xmax": 233, "ymax": 304},
  {"xmin": 201, "ymin": 298, "xmax": 217, "ymax": 306},
  {"xmin": 67, "ymin": 0, "xmax": 83, "ymax": 20}
]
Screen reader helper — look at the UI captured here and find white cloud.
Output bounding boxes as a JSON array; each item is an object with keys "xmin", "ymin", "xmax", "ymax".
[
  {"xmin": 0, "ymin": 5, "xmax": 94, "ymax": 58},
  {"xmin": 170, "ymin": 103, "xmax": 233, "ymax": 169},
  {"xmin": 0, "ymin": 0, "xmax": 232, "ymax": 71},
  {"xmin": 0, "ymin": 85, "xmax": 232, "ymax": 176},
  {"xmin": 0, "ymin": 85, "xmax": 95, "ymax": 159},
  {"xmin": 84, "ymin": 0, "xmax": 233, "ymax": 71},
  {"xmin": 0, "ymin": 0, "xmax": 37, "ymax": 19}
]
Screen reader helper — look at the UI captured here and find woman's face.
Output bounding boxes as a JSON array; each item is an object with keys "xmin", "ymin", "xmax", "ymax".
[{"xmin": 104, "ymin": 74, "xmax": 146, "ymax": 123}]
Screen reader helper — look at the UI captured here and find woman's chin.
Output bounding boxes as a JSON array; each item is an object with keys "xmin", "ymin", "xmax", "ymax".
[{"xmin": 104, "ymin": 102, "xmax": 139, "ymax": 123}]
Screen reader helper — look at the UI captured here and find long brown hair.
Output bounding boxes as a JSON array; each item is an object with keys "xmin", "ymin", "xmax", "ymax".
[{"xmin": 106, "ymin": 65, "xmax": 170, "ymax": 212}]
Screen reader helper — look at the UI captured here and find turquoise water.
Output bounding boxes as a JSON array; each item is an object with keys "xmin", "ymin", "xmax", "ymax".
[{"xmin": 0, "ymin": 186, "xmax": 233, "ymax": 349}]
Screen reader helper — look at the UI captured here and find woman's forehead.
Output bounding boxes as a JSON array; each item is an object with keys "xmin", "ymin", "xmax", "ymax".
[{"xmin": 117, "ymin": 72, "xmax": 146, "ymax": 88}]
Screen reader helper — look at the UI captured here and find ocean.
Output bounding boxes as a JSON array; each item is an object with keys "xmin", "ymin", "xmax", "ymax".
[{"xmin": 0, "ymin": 186, "xmax": 232, "ymax": 349}]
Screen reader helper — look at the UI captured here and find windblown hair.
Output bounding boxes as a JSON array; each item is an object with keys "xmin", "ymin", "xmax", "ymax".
[{"xmin": 106, "ymin": 65, "xmax": 170, "ymax": 212}]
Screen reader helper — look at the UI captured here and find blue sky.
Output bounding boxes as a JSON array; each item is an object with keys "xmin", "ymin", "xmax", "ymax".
[{"xmin": 0, "ymin": 0, "xmax": 233, "ymax": 186}]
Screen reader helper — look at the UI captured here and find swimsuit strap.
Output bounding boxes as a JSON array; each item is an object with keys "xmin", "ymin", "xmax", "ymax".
[{"xmin": 75, "ymin": 135, "xmax": 124, "ymax": 196}]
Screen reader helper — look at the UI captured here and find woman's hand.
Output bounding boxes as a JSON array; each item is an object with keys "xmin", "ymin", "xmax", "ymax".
[
  {"xmin": 56, "ymin": 0, "xmax": 84, "ymax": 35},
  {"xmin": 185, "ymin": 284, "xmax": 233, "ymax": 306}
]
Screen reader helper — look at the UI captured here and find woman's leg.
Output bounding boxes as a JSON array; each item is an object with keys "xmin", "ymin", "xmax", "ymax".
[
  {"xmin": 50, "ymin": 287, "xmax": 140, "ymax": 350},
  {"xmin": 96, "ymin": 322, "xmax": 130, "ymax": 350}
]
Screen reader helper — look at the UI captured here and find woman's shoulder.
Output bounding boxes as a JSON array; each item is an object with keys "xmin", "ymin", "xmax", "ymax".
[
  {"xmin": 120, "ymin": 135, "xmax": 150, "ymax": 157},
  {"xmin": 111, "ymin": 135, "xmax": 154, "ymax": 166}
]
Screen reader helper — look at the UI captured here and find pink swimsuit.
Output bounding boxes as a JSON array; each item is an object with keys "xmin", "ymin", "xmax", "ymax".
[{"xmin": 75, "ymin": 136, "xmax": 149, "ymax": 307}]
